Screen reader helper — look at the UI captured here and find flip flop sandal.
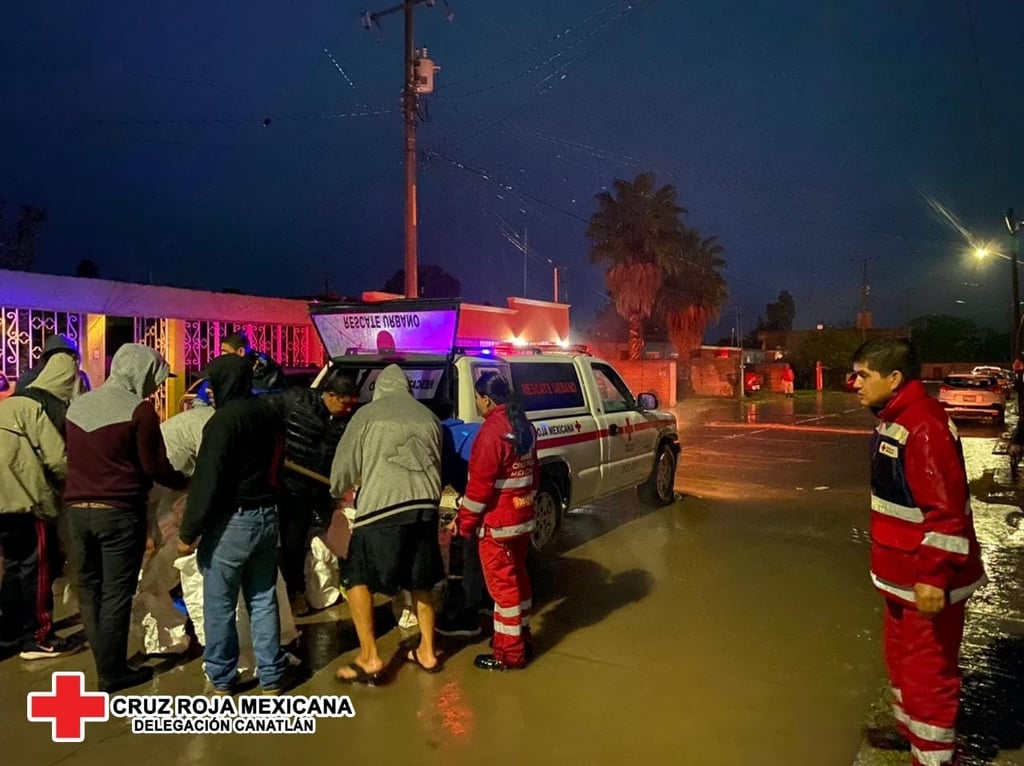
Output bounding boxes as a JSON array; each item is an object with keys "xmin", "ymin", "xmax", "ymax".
[
  {"xmin": 405, "ymin": 649, "xmax": 442, "ymax": 674},
  {"xmin": 335, "ymin": 662, "xmax": 381, "ymax": 685}
]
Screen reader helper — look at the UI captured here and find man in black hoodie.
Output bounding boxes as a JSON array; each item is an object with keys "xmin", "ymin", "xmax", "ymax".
[{"xmin": 178, "ymin": 354, "xmax": 290, "ymax": 695}]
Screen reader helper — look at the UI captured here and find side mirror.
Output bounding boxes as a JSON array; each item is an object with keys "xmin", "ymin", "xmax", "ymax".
[{"xmin": 637, "ymin": 392, "xmax": 659, "ymax": 410}]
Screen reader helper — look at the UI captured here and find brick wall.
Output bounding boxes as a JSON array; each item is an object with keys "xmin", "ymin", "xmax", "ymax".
[
  {"xmin": 689, "ymin": 358, "xmax": 736, "ymax": 397},
  {"xmin": 613, "ymin": 359, "xmax": 677, "ymax": 407}
]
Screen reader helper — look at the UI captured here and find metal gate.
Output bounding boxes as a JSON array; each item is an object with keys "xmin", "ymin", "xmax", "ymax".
[
  {"xmin": 0, "ymin": 307, "xmax": 83, "ymax": 383},
  {"xmin": 133, "ymin": 316, "xmax": 170, "ymax": 419}
]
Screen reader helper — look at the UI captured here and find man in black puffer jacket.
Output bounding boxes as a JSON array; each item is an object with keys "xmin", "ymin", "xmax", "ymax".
[{"xmin": 261, "ymin": 372, "xmax": 358, "ymax": 605}]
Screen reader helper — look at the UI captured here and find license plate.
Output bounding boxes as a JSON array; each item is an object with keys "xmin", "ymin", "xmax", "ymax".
[{"xmin": 962, "ymin": 395, "xmax": 977, "ymax": 402}]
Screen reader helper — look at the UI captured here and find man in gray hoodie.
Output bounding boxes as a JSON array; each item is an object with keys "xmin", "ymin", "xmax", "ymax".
[
  {"xmin": 0, "ymin": 352, "xmax": 80, "ymax": 659},
  {"xmin": 330, "ymin": 364, "xmax": 445, "ymax": 682}
]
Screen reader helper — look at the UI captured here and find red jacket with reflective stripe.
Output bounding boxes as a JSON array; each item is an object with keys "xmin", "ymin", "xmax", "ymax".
[
  {"xmin": 457, "ymin": 405, "xmax": 539, "ymax": 538},
  {"xmin": 870, "ymin": 380, "xmax": 986, "ymax": 605}
]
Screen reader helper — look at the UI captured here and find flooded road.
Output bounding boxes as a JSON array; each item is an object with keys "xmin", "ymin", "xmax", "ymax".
[{"xmin": 3, "ymin": 391, "xmax": 1022, "ymax": 765}]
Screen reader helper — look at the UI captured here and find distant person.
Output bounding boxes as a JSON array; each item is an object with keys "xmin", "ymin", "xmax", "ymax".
[
  {"xmin": 0, "ymin": 355, "xmax": 81, "ymax": 659},
  {"xmin": 65, "ymin": 344, "xmax": 189, "ymax": 693},
  {"xmin": 330, "ymin": 364, "xmax": 444, "ymax": 683},
  {"xmin": 452, "ymin": 372, "xmax": 538, "ymax": 671},
  {"xmin": 178, "ymin": 354, "xmax": 291, "ymax": 695},
  {"xmin": 261, "ymin": 373, "xmax": 358, "ymax": 610},
  {"xmin": 780, "ymin": 364, "xmax": 795, "ymax": 398},
  {"xmin": 220, "ymin": 332, "xmax": 286, "ymax": 393},
  {"xmin": 851, "ymin": 337, "xmax": 987, "ymax": 764}
]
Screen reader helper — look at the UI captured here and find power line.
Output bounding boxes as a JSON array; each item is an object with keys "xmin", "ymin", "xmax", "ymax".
[{"xmin": 441, "ymin": 0, "xmax": 624, "ymax": 91}]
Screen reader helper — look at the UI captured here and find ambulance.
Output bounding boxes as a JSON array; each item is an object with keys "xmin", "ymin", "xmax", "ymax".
[{"xmin": 310, "ymin": 298, "xmax": 680, "ymax": 551}]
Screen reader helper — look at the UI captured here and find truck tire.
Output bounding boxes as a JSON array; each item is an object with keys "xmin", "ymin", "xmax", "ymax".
[
  {"xmin": 531, "ymin": 479, "xmax": 562, "ymax": 552},
  {"xmin": 637, "ymin": 443, "xmax": 677, "ymax": 506}
]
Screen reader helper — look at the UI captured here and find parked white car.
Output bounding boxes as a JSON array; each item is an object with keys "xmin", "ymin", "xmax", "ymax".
[{"xmin": 939, "ymin": 373, "xmax": 1005, "ymax": 425}]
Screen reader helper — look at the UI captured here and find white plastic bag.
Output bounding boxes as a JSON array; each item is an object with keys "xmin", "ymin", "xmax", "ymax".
[
  {"xmin": 128, "ymin": 591, "xmax": 190, "ymax": 657},
  {"xmin": 174, "ymin": 553, "xmax": 207, "ymax": 644},
  {"xmin": 304, "ymin": 535, "xmax": 341, "ymax": 610},
  {"xmin": 173, "ymin": 553, "xmax": 298, "ymax": 652}
]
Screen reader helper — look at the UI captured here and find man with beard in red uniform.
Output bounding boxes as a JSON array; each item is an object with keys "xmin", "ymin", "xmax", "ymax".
[
  {"xmin": 851, "ymin": 337, "xmax": 987, "ymax": 766},
  {"xmin": 453, "ymin": 371, "xmax": 538, "ymax": 671}
]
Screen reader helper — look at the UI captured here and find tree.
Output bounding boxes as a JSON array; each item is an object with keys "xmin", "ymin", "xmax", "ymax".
[
  {"xmin": 383, "ymin": 263, "xmax": 461, "ymax": 298},
  {"xmin": 658, "ymin": 229, "xmax": 727, "ymax": 357},
  {"xmin": 909, "ymin": 315, "xmax": 1005, "ymax": 363},
  {"xmin": 76, "ymin": 259, "xmax": 100, "ymax": 278},
  {"xmin": 3, "ymin": 206, "xmax": 47, "ymax": 272},
  {"xmin": 587, "ymin": 298, "xmax": 629, "ymax": 342},
  {"xmin": 587, "ymin": 172, "xmax": 686, "ymax": 360},
  {"xmin": 791, "ymin": 328, "xmax": 863, "ymax": 388},
  {"xmin": 763, "ymin": 290, "xmax": 796, "ymax": 331}
]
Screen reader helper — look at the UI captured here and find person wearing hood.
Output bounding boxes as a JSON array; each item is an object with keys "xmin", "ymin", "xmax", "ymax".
[
  {"xmin": 12, "ymin": 345, "xmax": 83, "ymax": 438},
  {"xmin": 15, "ymin": 334, "xmax": 90, "ymax": 398},
  {"xmin": 65, "ymin": 343, "xmax": 188, "ymax": 693},
  {"xmin": 161, "ymin": 381, "xmax": 216, "ymax": 477},
  {"xmin": 177, "ymin": 354, "xmax": 291, "ymax": 695},
  {"xmin": 330, "ymin": 364, "xmax": 445, "ymax": 683},
  {"xmin": 0, "ymin": 353, "xmax": 81, "ymax": 660}
]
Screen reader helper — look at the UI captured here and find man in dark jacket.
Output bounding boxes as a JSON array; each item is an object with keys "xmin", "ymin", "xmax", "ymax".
[
  {"xmin": 178, "ymin": 354, "xmax": 290, "ymax": 695},
  {"xmin": 261, "ymin": 372, "xmax": 358, "ymax": 605},
  {"xmin": 220, "ymin": 332, "xmax": 286, "ymax": 393}
]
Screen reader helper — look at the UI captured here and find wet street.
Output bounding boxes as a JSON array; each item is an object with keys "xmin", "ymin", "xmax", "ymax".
[{"xmin": 3, "ymin": 391, "xmax": 1024, "ymax": 765}]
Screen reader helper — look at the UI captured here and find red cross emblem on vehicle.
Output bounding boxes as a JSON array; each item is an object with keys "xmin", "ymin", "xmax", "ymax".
[
  {"xmin": 622, "ymin": 418, "xmax": 634, "ymax": 442},
  {"xmin": 27, "ymin": 672, "xmax": 109, "ymax": 742},
  {"xmin": 574, "ymin": 420, "xmax": 582, "ymax": 432}
]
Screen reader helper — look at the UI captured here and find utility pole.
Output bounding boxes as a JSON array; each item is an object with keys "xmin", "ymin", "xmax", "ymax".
[
  {"xmin": 403, "ymin": 3, "xmax": 417, "ymax": 298},
  {"xmin": 853, "ymin": 256, "xmax": 876, "ymax": 340},
  {"xmin": 522, "ymin": 222, "xmax": 528, "ymax": 297},
  {"xmin": 1006, "ymin": 208, "xmax": 1021, "ymax": 363},
  {"xmin": 553, "ymin": 266, "xmax": 559, "ymax": 303},
  {"xmin": 363, "ymin": 1, "xmax": 446, "ymax": 299}
]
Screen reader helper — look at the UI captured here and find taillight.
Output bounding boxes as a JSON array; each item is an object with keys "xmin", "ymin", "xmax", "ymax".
[{"xmin": 940, "ymin": 385, "xmax": 951, "ymax": 392}]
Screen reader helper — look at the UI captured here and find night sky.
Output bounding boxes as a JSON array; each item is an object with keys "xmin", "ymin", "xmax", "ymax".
[{"xmin": 2, "ymin": 1, "xmax": 1022, "ymax": 342}]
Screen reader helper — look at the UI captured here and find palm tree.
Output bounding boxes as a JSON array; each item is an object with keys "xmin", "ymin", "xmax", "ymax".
[
  {"xmin": 587, "ymin": 172, "xmax": 686, "ymax": 360},
  {"xmin": 658, "ymin": 229, "xmax": 727, "ymax": 358}
]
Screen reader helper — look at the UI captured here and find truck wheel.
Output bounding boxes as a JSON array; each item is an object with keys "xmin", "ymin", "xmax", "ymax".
[
  {"xmin": 531, "ymin": 480, "xmax": 562, "ymax": 552},
  {"xmin": 638, "ymin": 443, "xmax": 677, "ymax": 506}
]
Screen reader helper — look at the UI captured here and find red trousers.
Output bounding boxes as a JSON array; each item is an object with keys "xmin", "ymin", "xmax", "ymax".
[
  {"xmin": 479, "ymin": 534, "xmax": 532, "ymax": 667},
  {"xmin": 883, "ymin": 598, "xmax": 966, "ymax": 766}
]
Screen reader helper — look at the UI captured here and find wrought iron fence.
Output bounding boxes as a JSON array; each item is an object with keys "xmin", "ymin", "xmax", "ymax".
[
  {"xmin": 0, "ymin": 307, "xmax": 83, "ymax": 383},
  {"xmin": 183, "ymin": 320, "xmax": 315, "ymax": 376}
]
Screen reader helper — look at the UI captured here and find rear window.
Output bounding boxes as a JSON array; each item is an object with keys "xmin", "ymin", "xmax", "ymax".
[
  {"xmin": 509, "ymin": 362, "xmax": 585, "ymax": 412},
  {"xmin": 944, "ymin": 376, "xmax": 996, "ymax": 389}
]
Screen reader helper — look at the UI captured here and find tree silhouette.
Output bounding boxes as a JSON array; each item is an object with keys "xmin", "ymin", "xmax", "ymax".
[
  {"xmin": 76, "ymin": 259, "xmax": 100, "ymax": 278},
  {"xmin": 383, "ymin": 263, "xmax": 462, "ymax": 298}
]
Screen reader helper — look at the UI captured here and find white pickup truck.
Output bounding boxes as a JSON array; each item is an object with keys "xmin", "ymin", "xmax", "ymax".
[{"xmin": 309, "ymin": 299, "xmax": 680, "ymax": 550}]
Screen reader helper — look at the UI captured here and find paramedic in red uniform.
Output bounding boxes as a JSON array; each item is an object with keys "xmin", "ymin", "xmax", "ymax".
[
  {"xmin": 851, "ymin": 337, "xmax": 987, "ymax": 766},
  {"xmin": 454, "ymin": 371, "xmax": 538, "ymax": 671}
]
